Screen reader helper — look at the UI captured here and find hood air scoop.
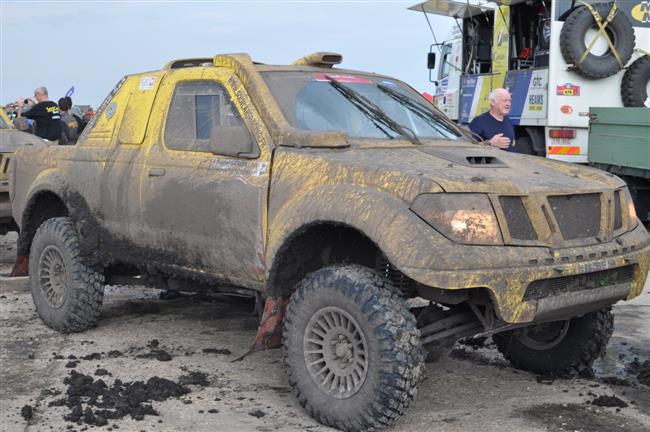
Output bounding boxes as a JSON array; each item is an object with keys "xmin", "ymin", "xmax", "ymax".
[{"xmin": 419, "ymin": 147, "xmax": 508, "ymax": 168}]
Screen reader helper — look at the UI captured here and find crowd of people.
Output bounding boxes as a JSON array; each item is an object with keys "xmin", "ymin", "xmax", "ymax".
[{"xmin": 5, "ymin": 86, "xmax": 94, "ymax": 145}]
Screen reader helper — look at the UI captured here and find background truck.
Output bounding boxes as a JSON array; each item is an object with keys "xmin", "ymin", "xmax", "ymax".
[
  {"xmin": 588, "ymin": 106, "xmax": 650, "ymax": 226},
  {"xmin": 8, "ymin": 52, "xmax": 650, "ymax": 431},
  {"xmin": 0, "ymin": 108, "xmax": 42, "ymax": 235},
  {"xmin": 409, "ymin": 0, "xmax": 650, "ymax": 160}
]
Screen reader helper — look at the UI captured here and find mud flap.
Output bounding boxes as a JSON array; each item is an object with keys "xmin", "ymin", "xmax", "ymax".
[
  {"xmin": 9, "ymin": 255, "xmax": 29, "ymax": 277},
  {"xmin": 233, "ymin": 296, "xmax": 289, "ymax": 362}
]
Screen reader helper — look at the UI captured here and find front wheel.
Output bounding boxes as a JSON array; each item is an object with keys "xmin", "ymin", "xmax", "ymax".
[
  {"xmin": 282, "ymin": 265, "xmax": 424, "ymax": 431},
  {"xmin": 493, "ymin": 307, "xmax": 613, "ymax": 376},
  {"xmin": 29, "ymin": 217, "xmax": 105, "ymax": 333}
]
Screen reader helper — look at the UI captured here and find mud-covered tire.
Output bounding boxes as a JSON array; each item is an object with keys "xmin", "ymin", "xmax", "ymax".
[
  {"xmin": 282, "ymin": 265, "xmax": 424, "ymax": 431},
  {"xmin": 29, "ymin": 217, "xmax": 104, "ymax": 333},
  {"xmin": 493, "ymin": 307, "xmax": 613, "ymax": 376},
  {"xmin": 560, "ymin": 3, "xmax": 635, "ymax": 79},
  {"xmin": 621, "ymin": 55, "xmax": 650, "ymax": 107}
]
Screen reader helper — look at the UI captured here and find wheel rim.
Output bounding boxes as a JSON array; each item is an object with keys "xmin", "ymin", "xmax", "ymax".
[
  {"xmin": 519, "ymin": 321, "xmax": 570, "ymax": 351},
  {"xmin": 303, "ymin": 306, "xmax": 369, "ymax": 399},
  {"xmin": 39, "ymin": 245, "xmax": 68, "ymax": 309}
]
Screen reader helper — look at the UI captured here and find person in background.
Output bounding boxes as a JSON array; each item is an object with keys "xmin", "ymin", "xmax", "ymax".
[
  {"xmin": 64, "ymin": 96, "xmax": 85, "ymax": 134},
  {"xmin": 469, "ymin": 88, "xmax": 516, "ymax": 152},
  {"xmin": 58, "ymin": 97, "xmax": 80, "ymax": 145},
  {"xmin": 17, "ymin": 86, "xmax": 61, "ymax": 142}
]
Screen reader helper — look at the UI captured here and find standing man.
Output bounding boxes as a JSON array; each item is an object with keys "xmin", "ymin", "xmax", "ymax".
[
  {"xmin": 58, "ymin": 97, "xmax": 80, "ymax": 145},
  {"xmin": 469, "ymin": 88, "xmax": 516, "ymax": 152},
  {"xmin": 17, "ymin": 86, "xmax": 61, "ymax": 142}
]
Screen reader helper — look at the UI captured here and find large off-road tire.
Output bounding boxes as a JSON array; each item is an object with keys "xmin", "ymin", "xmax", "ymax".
[
  {"xmin": 493, "ymin": 307, "xmax": 613, "ymax": 377},
  {"xmin": 560, "ymin": 3, "xmax": 635, "ymax": 79},
  {"xmin": 621, "ymin": 55, "xmax": 650, "ymax": 107},
  {"xmin": 29, "ymin": 217, "xmax": 104, "ymax": 333},
  {"xmin": 282, "ymin": 265, "xmax": 424, "ymax": 432}
]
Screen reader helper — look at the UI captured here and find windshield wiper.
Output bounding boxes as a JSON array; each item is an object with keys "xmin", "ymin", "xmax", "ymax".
[
  {"xmin": 326, "ymin": 76, "xmax": 421, "ymax": 145},
  {"xmin": 377, "ymin": 83, "xmax": 469, "ymax": 140}
]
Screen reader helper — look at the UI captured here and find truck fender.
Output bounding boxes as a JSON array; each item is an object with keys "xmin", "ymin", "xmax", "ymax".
[
  {"xmin": 266, "ymin": 184, "xmax": 441, "ymax": 283},
  {"xmin": 17, "ymin": 170, "xmax": 99, "ymax": 258}
]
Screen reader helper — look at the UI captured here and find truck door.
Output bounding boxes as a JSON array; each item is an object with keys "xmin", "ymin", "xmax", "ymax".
[
  {"xmin": 136, "ymin": 68, "xmax": 273, "ymax": 283},
  {"xmin": 101, "ymin": 72, "xmax": 164, "ymax": 245}
]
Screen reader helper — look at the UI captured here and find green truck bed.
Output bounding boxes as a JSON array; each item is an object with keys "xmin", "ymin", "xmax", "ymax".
[
  {"xmin": 588, "ymin": 107, "xmax": 650, "ymax": 225},
  {"xmin": 588, "ymin": 107, "xmax": 650, "ymax": 179}
]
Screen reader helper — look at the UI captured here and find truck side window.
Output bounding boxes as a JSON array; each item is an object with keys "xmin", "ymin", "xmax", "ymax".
[{"xmin": 165, "ymin": 80, "xmax": 246, "ymax": 153}]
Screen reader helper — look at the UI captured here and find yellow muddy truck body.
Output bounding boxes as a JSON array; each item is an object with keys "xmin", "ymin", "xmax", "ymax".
[{"xmin": 9, "ymin": 53, "xmax": 650, "ymax": 431}]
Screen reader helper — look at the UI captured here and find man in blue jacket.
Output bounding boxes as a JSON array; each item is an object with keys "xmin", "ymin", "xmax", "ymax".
[{"xmin": 469, "ymin": 88, "xmax": 515, "ymax": 151}]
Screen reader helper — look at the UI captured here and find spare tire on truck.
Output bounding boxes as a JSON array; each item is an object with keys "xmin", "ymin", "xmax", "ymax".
[
  {"xmin": 560, "ymin": 2, "xmax": 635, "ymax": 79},
  {"xmin": 621, "ymin": 55, "xmax": 650, "ymax": 107}
]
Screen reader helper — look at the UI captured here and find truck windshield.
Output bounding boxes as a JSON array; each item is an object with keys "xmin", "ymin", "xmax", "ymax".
[{"xmin": 260, "ymin": 71, "xmax": 461, "ymax": 140}]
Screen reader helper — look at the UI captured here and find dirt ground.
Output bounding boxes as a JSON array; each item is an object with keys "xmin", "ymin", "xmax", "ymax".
[{"xmin": 1, "ymin": 231, "xmax": 649, "ymax": 432}]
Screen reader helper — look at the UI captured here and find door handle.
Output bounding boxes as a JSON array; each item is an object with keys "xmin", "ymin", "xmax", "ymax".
[{"xmin": 148, "ymin": 167, "xmax": 165, "ymax": 177}]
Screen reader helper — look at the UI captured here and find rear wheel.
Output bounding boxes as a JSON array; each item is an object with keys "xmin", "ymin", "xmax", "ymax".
[
  {"xmin": 282, "ymin": 265, "xmax": 424, "ymax": 431},
  {"xmin": 493, "ymin": 307, "xmax": 613, "ymax": 376},
  {"xmin": 30, "ymin": 217, "xmax": 104, "ymax": 333}
]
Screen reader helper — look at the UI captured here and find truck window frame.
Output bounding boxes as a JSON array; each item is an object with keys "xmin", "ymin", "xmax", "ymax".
[{"xmin": 162, "ymin": 79, "xmax": 257, "ymax": 156}]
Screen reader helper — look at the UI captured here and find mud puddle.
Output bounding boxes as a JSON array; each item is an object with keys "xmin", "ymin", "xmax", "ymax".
[{"xmin": 519, "ymin": 403, "xmax": 648, "ymax": 432}]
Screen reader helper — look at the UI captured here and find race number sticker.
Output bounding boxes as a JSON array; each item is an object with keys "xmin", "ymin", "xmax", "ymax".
[
  {"xmin": 139, "ymin": 77, "xmax": 156, "ymax": 91},
  {"xmin": 556, "ymin": 83, "xmax": 581, "ymax": 96}
]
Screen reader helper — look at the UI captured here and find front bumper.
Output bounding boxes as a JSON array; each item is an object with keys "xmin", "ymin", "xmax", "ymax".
[{"xmin": 403, "ymin": 223, "xmax": 650, "ymax": 324}]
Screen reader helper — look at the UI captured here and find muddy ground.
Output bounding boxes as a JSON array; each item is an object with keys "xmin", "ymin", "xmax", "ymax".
[{"xmin": 1, "ymin": 231, "xmax": 649, "ymax": 432}]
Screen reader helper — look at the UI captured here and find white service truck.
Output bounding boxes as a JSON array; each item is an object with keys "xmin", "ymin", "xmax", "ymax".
[{"xmin": 409, "ymin": 0, "xmax": 650, "ymax": 162}]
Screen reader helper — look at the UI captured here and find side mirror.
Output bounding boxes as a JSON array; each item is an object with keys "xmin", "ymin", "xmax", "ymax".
[
  {"xmin": 209, "ymin": 126, "xmax": 259, "ymax": 158},
  {"xmin": 427, "ymin": 52, "xmax": 436, "ymax": 70}
]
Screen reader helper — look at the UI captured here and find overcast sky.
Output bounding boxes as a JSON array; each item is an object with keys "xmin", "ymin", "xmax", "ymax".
[{"xmin": 1, "ymin": 0, "xmax": 453, "ymax": 108}]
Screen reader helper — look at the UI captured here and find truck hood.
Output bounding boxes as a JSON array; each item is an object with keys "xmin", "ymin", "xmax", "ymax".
[
  {"xmin": 0, "ymin": 129, "xmax": 45, "ymax": 153},
  {"xmin": 312, "ymin": 143, "xmax": 624, "ymax": 196}
]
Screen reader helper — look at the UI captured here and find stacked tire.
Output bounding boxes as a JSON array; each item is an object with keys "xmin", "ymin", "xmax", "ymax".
[
  {"xmin": 559, "ymin": 2, "xmax": 635, "ymax": 79},
  {"xmin": 621, "ymin": 55, "xmax": 650, "ymax": 107}
]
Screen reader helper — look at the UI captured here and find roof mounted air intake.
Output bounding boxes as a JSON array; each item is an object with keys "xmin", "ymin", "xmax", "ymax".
[
  {"xmin": 164, "ymin": 58, "xmax": 213, "ymax": 69},
  {"xmin": 293, "ymin": 52, "xmax": 342, "ymax": 68}
]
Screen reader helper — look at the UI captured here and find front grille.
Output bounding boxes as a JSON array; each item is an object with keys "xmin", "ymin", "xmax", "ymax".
[
  {"xmin": 614, "ymin": 190, "xmax": 622, "ymax": 230},
  {"xmin": 523, "ymin": 265, "xmax": 634, "ymax": 301},
  {"xmin": 500, "ymin": 196, "xmax": 537, "ymax": 240},
  {"xmin": 548, "ymin": 193, "xmax": 600, "ymax": 240}
]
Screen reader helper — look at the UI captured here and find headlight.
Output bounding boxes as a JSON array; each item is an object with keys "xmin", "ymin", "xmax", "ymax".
[
  {"xmin": 411, "ymin": 193, "xmax": 503, "ymax": 245},
  {"xmin": 622, "ymin": 187, "xmax": 638, "ymax": 229}
]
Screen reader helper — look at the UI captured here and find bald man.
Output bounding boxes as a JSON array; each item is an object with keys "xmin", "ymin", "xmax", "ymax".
[
  {"xmin": 469, "ymin": 88, "xmax": 516, "ymax": 152},
  {"xmin": 17, "ymin": 86, "xmax": 61, "ymax": 142}
]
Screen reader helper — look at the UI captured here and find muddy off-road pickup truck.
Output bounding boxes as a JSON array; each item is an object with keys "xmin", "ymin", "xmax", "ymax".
[{"xmin": 9, "ymin": 52, "xmax": 650, "ymax": 431}]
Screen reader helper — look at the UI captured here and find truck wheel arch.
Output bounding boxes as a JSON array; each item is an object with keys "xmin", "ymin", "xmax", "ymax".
[
  {"xmin": 265, "ymin": 185, "xmax": 434, "ymax": 298},
  {"xmin": 266, "ymin": 221, "xmax": 382, "ymax": 298},
  {"xmin": 17, "ymin": 190, "xmax": 69, "ymax": 257},
  {"xmin": 17, "ymin": 176, "xmax": 99, "ymax": 261}
]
